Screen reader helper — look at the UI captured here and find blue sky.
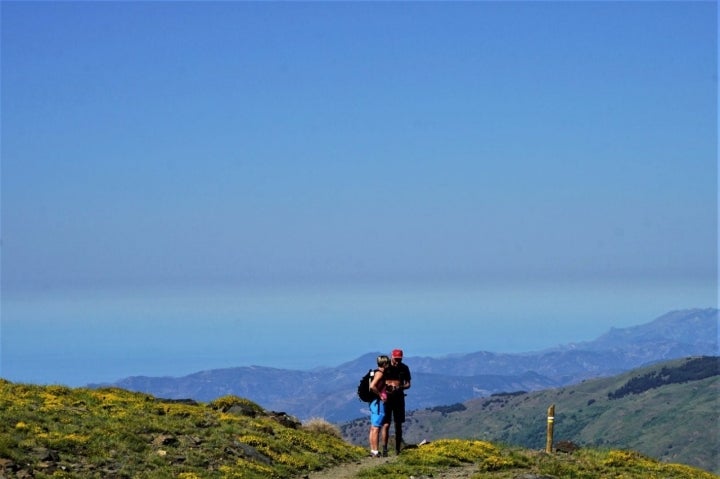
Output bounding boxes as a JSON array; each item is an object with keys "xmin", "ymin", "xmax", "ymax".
[
  {"xmin": 1, "ymin": 2, "xmax": 717, "ymax": 385},
  {"xmin": 3, "ymin": 1, "xmax": 717, "ymax": 290}
]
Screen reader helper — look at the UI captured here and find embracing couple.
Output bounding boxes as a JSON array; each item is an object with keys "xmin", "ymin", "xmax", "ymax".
[{"xmin": 368, "ymin": 348, "xmax": 412, "ymax": 458}]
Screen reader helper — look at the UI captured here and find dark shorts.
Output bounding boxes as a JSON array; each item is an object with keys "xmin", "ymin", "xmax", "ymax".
[{"xmin": 382, "ymin": 392, "xmax": 405, "ymax": 424}]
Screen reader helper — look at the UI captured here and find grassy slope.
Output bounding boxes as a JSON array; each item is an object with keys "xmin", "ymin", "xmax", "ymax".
[
  {"xmin": 0, "ymin": 377, "xmax": 717, "ymax": 479},
  {"xmin": 354, "ymin": 356, "xmax": 719, "ymax": 474},
  {"xmin": 0, "ymin": 380, "xmax": 365, "ymax": 478}
]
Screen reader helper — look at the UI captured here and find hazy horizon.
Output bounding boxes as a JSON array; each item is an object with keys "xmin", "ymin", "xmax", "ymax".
[
  {"xmin": 3, "ymin": 279, "xmax": 716, "ymax": 386},
  {"xmin": 2, "ymin": 2, "xmax": 717, "ymax": 386}
]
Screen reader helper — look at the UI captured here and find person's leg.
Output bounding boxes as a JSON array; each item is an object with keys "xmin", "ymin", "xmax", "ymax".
[
  {"xmin": 369, "ymin": 426, "xmax": 379, "ymax": 453},
  {"xmin": 380, "ymin": 422, "xmax": 389, "ymax": 454},
  {"xmin": 381, "ymin": 401, "xmax": 394, "ymax": 455},
  {"xmin": 394, "ymin": 421, "xmax": 403, "ymax": 453},
  {"xmin": 369, "ymin": 400, "xmax": 383, "ymax": 456},
  {"xmin": 380, "ymin": 423, "xmax": 389, "ymax": 456},
  {"xmin": 394, "ymin": 397, "xmax": 406, "ymax": 453}
]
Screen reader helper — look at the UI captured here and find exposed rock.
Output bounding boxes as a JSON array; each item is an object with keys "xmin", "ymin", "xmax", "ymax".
[
  {"xmin": 269, "ymin": 411, "xmax": 301, "ymax": 429},
  {"xmin": 152, "ymin": 434, "xmax": 178, "ymax": 446},
  {"xmin": 31, "ymin": 447, "xmax": 59, "ymax": 462},
  {"xmin": 0, "ymin": 457, "xmax": 17, "ymax": 473},
  {"xmin": 227, "ymin": 403, "xmax": 259, "ymax": 417},
  {"xmin": 156, "ymin": 398, "xmax": 199, "ymax": 406},
  {"xmin": 555, "ymin": 440, "xmax": 579, "ymax": 453},
  {"xmin": 230, "ymin": 441, "xmax": 273, "ymax": 465}
]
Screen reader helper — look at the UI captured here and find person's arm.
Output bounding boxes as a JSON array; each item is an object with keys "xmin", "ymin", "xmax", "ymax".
[
  {"xmin": 370, "ymin": 370, "xmax": 384, "ymax": 395},
  {"xmin": 402, "ymin": 366, "xmax": 411, "ymax": 390}
]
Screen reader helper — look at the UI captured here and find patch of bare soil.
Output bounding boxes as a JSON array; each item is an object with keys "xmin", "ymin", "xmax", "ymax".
[
  {"xmin": 298, "ymin": 455, "xmax": 481, "ymax": 479},
  {"xmin": 299, "ymin": 455, "xmax": 387, "ymax": 479}
]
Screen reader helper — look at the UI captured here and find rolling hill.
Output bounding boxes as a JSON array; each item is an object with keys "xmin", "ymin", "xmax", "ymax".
[
  {"xmin": 0, "ymin": 377, "xmax": 717, "ymax": 479},
  {"xmin": 341, "ymin": 356, "xmax": 720, "ymax": 474}
]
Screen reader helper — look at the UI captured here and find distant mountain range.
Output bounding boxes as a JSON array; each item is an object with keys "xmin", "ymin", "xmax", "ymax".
[
  {"xmin": 341, "ymin": 356, "xmax": 720, "ymax": 474},
  {"xmin": 102, "ymin": 308, "xmax": 718, "ymax": 423}
]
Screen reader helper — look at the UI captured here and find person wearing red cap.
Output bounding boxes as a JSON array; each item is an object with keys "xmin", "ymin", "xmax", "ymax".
[{"xmin": 381, "ymin": 348, "xmax": 412, "ymax": 456}]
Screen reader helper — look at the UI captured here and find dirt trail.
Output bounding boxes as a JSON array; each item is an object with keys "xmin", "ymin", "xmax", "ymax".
[
  {"xmin": 300, "ymin": 455, "xmax": 389, "ymax": 479},
  {"xmin": 299, "ymin": 455, "xmax": 480, "ymax": 479}
]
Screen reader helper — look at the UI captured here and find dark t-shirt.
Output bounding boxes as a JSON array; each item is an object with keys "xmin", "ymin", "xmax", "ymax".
[
  {"xmin": 383, "ymin": 361, "xmax": 411, "ymax": 425},
  {"xmin": 384, "ymin": 362, "xmax": 411, "ymax": 384}
]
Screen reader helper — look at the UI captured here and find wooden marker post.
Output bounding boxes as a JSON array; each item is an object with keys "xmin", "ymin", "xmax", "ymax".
[{"xmin": 545, "ymin": 404, "xmax": 555, "ymax": 453}]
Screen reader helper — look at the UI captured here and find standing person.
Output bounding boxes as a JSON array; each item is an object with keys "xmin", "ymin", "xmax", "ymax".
[
  {"xmin": 381, "ymin": 348, "xmax": 411, "ymax": 456},
  {"xmin": 368, "ymin": 355, "xmax": 390, "ymax": 458}
]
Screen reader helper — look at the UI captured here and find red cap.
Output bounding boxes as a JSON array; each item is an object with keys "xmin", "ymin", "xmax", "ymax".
[{"xmin": 392, "ymin": 349, "xmax": 403, "ymax": 359}]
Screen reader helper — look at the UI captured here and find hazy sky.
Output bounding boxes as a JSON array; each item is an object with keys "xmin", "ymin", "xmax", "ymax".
[
  {"xmin": 1, "ymin": 2, "xmax": 718, "ymax": 385},
  {"xmin": 3, "ymin": 1, "xmax": 717, "ymax": 291}
]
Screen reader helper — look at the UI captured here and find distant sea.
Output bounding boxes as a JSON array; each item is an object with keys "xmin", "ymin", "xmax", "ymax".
[{"xmin": 2, "ymin": 278, "xmax": 716, "ymax": 386}]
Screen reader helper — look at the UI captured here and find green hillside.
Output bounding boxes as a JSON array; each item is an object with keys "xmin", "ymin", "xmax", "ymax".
[
  {"xmin": 0, "ymin": 380, "xmax": 364, "ymax": 478},
  {"xmin": 1, "ymin": 376, "xmax": 717, "ymax": 479},
  {"xmin": 343, "ymin": 356, "xmax": 719, "ymax": 474}
]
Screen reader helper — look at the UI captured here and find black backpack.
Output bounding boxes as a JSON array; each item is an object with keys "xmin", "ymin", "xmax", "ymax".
[{"xmin": 357, "ymin": 369, "xmax": 378, "ymax": 402}]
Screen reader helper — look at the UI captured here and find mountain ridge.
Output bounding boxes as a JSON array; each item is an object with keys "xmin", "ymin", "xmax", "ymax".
[{"xmin": 102, "ymin": 307, "xmax": 718, "ymax": 423}]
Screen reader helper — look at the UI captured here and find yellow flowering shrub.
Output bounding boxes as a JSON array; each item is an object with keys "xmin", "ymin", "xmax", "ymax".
[
  {"xmin": 404, "ymin": 439, "xmax": 501, "ymax": 467},
  {"xmin": 479, "ymin": 453, "xmax": 518, "ymax": 471},
  {"xmin": 219, "ymin": 412, "xmax": 242, "ymax": 422},
  {"xmin": 604, "ymin": 450, "xmax": 650, "ymax": 467},
  {"xmin": 41, "ymin": 431, "xmax": 90, "ymax": 450},
  {"xmin": 269, "ymin": 451, "xmax": 311, "ymax": 469},
  {"xmin": 274, "ymin": 429, "xmax": 318, "ymax": 450},
  {"xmin": 219, "ymin": 458, "xmax": 277, "ymax": 478},
  {"xmin": 600, "ymin": 449, "xmax": 717, "ymax": 479},
  {"xmin": 39, "ymin": 391, "xmax": 66, "ymax": 412},
  {"xmin": 237, "ymin": 434, "xmax": 268, "ymax": 448}
]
